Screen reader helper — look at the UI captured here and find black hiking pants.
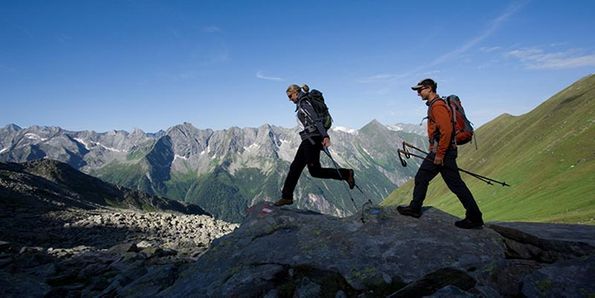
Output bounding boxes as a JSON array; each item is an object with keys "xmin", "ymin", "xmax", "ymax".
[
  {"xmin": 281, "ymin": 136, "xmax": 350, "ymax": 199},
  {"xmin": 410, "ymin": 150, "xmax": 483, "ymax": 221}
]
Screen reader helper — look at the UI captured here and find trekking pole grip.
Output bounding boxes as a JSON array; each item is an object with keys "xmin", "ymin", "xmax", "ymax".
[{"xmin": 397, "ymin": 149, "xmax": 408, "ymax": 167}]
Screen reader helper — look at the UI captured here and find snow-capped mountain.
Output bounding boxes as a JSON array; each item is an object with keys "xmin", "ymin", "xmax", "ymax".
[
  {"xmin": 387, "ymin": 123, "xmax": 427, "ymax": 136},
  {"xmin": 0, "ymin": 121, "xmax": 426, "ymax": 222}
]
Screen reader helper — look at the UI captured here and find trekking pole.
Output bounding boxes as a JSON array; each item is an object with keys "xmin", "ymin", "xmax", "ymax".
[
  {"xmin": 397, "ymin": 148, "xmax": 498, "ymax": 185},
  {"xmin": 398, "ymin": 142, "xmax": 510, "ymax": 187},
  {"xmin": 398, "ymin": 142, "xmax": 506, "ymax": 186},
  {"xmin": 322, "ymin": 147, "xmax": 373, "ymax": 223}
]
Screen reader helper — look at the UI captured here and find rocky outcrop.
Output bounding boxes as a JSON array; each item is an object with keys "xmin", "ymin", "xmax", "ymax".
[
  {"xmin": 162, "ymin": 203, "xmax": 595, "ymax": 297},
  {"xmin": 1, "ymin": 201, "xmax": 593, "ymax": 297}
]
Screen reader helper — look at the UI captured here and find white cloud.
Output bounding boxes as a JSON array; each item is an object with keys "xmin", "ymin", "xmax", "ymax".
[
  {"xmin": 359, "ymin": 3, "xmax": 524, "ymax": 87},
  {"xmin": 429, "ymin": 2, "xmax": 525, "ymax": 67},
  {"xmin": 357, "ymin": 70, "xmax": 421, "ymax": 84},
  {"xmin": 256, "ymin": 71, "xmax": 284, "ymax": 81},
  {"xmin": 357, "ymin": 73, "xmax": 399, "ymax": 83},
  {"xmin": 480, "ymin": 46, "xmax": 502, "ymax": 53},
  {"xmin": 507, "ymin": 48, "xmax": 595, "ymax": 69},
  {"xmin": 165, "ymin": 71, "xmax": 200, "ymax": 81},
  {"xmin": 203, "ymin": 26, "xmax": 222, "ymax": 33},
  {"xmin": 420, "ymin": 70, "xmax": 441, "ymax": 76}
]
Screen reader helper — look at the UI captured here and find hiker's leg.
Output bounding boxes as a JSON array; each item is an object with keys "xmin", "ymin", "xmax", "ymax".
[
  {"xmin": 306, "ymin": 138, "xmax": 346, "ymax": 180},
  {"xmin": 281, "ymin": 140, "xmax": 310, "ymax": 199},
  {"xmin": 440, "ymin": 153, "xmax": 483, "ymax": 221},
  {"xmin": 411, "ymin": 153, "xmax": 440, "ymax": 210}
]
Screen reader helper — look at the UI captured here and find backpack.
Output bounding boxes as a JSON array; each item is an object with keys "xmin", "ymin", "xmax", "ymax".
[
  {"xmin": 443, "ymin": 95, "xmax": 474, "ymax": 145},
  {"xmin": 306, "ymin": 89, "xmax": 333, "ymax": 129}
]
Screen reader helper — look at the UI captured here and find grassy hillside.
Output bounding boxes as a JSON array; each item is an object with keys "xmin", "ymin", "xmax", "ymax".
[{"xmin": 382, "ymin": 74, "xmax": 595, "ymax": 224}]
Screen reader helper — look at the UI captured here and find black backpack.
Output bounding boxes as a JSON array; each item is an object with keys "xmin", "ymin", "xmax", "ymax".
[{"xmin": 307, "ymin": 89, "xmax": 333, "ymax": 129}]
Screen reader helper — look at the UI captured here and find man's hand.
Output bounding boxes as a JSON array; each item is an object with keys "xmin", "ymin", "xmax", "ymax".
[
  {"xmin": 322, "ymin": 137, "xmax": 331, "ymax": 148},
  {"xmin": 433, "ymin": 155, "xmax": 444, "ymax": 165}
]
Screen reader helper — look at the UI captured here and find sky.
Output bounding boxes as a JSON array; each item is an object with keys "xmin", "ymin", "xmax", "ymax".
[{"xmin": 1, "ymin": 0, "xmax": 594, "ymax": 133}]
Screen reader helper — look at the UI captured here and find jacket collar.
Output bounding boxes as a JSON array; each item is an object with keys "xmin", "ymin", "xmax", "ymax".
[
  {"xmin": 294, "ymin": 91, "xmax": 308, "ymax": 111},
  {"xmin": 425, "ymin": 94, "xmax": 441, "ymax": 107}
]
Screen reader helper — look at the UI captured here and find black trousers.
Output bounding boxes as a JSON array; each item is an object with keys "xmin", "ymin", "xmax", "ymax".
[
  {"xmin": 410, "ymin": 150, "xmax": 483, "ymax": 221},
  {"xmin": 281, "ymin": 136, "xmax": 349, "ymax": 199}
]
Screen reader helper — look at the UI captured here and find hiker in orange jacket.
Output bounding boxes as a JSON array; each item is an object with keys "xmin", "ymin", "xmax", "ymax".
[{"xmin": 397, "ymin": 78, "xmax": 484, "ymax": 229}]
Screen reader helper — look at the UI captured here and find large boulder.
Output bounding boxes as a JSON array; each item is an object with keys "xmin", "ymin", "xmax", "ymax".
[{"xmin": 162, "ymin": 203, "xmax": 508, "ymax": 296}]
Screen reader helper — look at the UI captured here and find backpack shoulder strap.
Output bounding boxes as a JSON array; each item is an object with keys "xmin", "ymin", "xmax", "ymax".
[
  {"xmin": 427, "ymin": 97, "xmax": 448, "ymax": 121},
  {"xmin": 427, "ymin": 96, "xmax": 457, "ymax": 145}
]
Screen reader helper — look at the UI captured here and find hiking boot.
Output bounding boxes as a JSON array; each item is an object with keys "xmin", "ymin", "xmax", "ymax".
[
  {"xmin": 273, "ymin": 197, "xmax": 294, "ymax": 206},
  {"xmin": 396, "ymin": 205, "xmax": 422, "ymax": 218},
  {"xmin": 346, "ymin": 169, "xmax": 356, "ymax": 190},
  {"xmin": 454, "ymin": 218, "xmax": 484, "ymax": 229}
]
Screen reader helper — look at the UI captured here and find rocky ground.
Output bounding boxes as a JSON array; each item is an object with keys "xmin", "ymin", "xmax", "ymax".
[
  {"xmin": 0, "ymin": 206, "xmax": 238, "ymax": 297},
  {"xmin": 162, "ymin": 202, "xmax": 595, "ymax": 297},
  {"xmin": 1, "ymin": 201, "xmax": 594, "ymax": 297}
]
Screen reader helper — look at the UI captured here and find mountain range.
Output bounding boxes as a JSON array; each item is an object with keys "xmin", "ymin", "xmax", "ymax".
[
  {"xmin": 0, "ymin": 121, "xmax": 426, "ymax": 222},
  {"xmin": 384, "ymin": 74, "xmax": 595, "ymax": 224}
]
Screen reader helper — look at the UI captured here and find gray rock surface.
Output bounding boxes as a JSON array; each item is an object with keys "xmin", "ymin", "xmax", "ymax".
[
  {"xmin": 521, "ymin": 255, "xmax": 595, "ymax": 297},
  {"xmin": 488, "ymin": 222, "xmax": 595, "ymax": 262},
  {"xmin": 160, "ymin": 202, "xmax": 595, "ymax": 297},
  {"xmin": 1, "ymin": 200, "xmax": 594, "ymax": 297}
]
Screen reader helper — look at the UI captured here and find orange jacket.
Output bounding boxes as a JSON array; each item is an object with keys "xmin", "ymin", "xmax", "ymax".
[{"xmin": 427, "ymin": 97, "xmax": 454, "ymax": 159}]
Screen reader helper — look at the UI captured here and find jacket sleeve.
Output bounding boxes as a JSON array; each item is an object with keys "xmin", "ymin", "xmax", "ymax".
[
  {"xmin": 431, "ymin": 104, "xmax": 453, "ymax": 159},
  {"xmin": 300, "ymin": 100, "xmax": 329, "ymax": 138}
]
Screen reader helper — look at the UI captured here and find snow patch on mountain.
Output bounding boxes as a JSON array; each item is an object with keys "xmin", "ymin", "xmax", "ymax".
[
  {"xmin": 277, "ymin": 139, "xmax": 297, "ymax": 162},
  {"xmin": 24, "ymin": 133, "xmax": 48, "ymax": 141},
  {"xmin": 243, "ymin": 143, "xmax": 260, "ymax": 152},
  {"xmin": 387, "ymin": 123, "xmax": 426, "ymax": 135},
  {"xmin": 73, "ymin": 137, "xmax": 127, "ymax": 153},
  {"xmin": 387, "ymin": 125, "xmax": 404, "ymax": 131},
  {"xmin": 98, "ymin": 143, "xmax": 127, "ymax": 153},
  {"xmin": 361, "ymin": 147, "xmax": 371, "ymax": 156},
  {"xmin": 73, "ymin": 138, "xmax": 91, "ymax": 150},
  {"xmin": 174, "ymin": 154, "xmax": 189, "ymax": 161},
  {"xmin": 333, "ymin": 126, "xmax": 357, "ymax": 135}
]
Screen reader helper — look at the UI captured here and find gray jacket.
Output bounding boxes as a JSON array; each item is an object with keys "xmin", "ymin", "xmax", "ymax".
[{"xmin": 295, "ymin": 92, "xmax": 329, "ymax": 141}]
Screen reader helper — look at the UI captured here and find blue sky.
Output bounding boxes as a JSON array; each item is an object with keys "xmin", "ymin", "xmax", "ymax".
[{"xmin": 1, "ymin": 0, "xmax": 594, "ymax": 133}]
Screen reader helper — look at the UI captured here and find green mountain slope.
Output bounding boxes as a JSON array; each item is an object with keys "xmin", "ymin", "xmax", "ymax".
[{"xmin": 382, "ymin": 74, "xmax": 595, "ymax": 224}]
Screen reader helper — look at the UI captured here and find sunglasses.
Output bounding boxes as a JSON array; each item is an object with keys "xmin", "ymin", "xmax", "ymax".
[{"xmin": 416, "ymin": 86, "xmax": 428, "ymax": 93}]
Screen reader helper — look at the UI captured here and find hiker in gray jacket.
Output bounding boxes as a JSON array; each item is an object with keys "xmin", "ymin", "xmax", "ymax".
[{"xmin": 274, "ymin": 84, "xmax": 355, "ymax": 206}]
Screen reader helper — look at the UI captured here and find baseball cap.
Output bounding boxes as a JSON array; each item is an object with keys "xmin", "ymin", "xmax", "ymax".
[{"xmin": 411, "ymin": 78, "xmax": 437, "ymax": 91}]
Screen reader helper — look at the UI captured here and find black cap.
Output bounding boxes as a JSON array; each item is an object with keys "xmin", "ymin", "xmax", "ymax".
[{"xmin": 411, "ymin": 78, "xmax": 437, "ymax": 91}]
